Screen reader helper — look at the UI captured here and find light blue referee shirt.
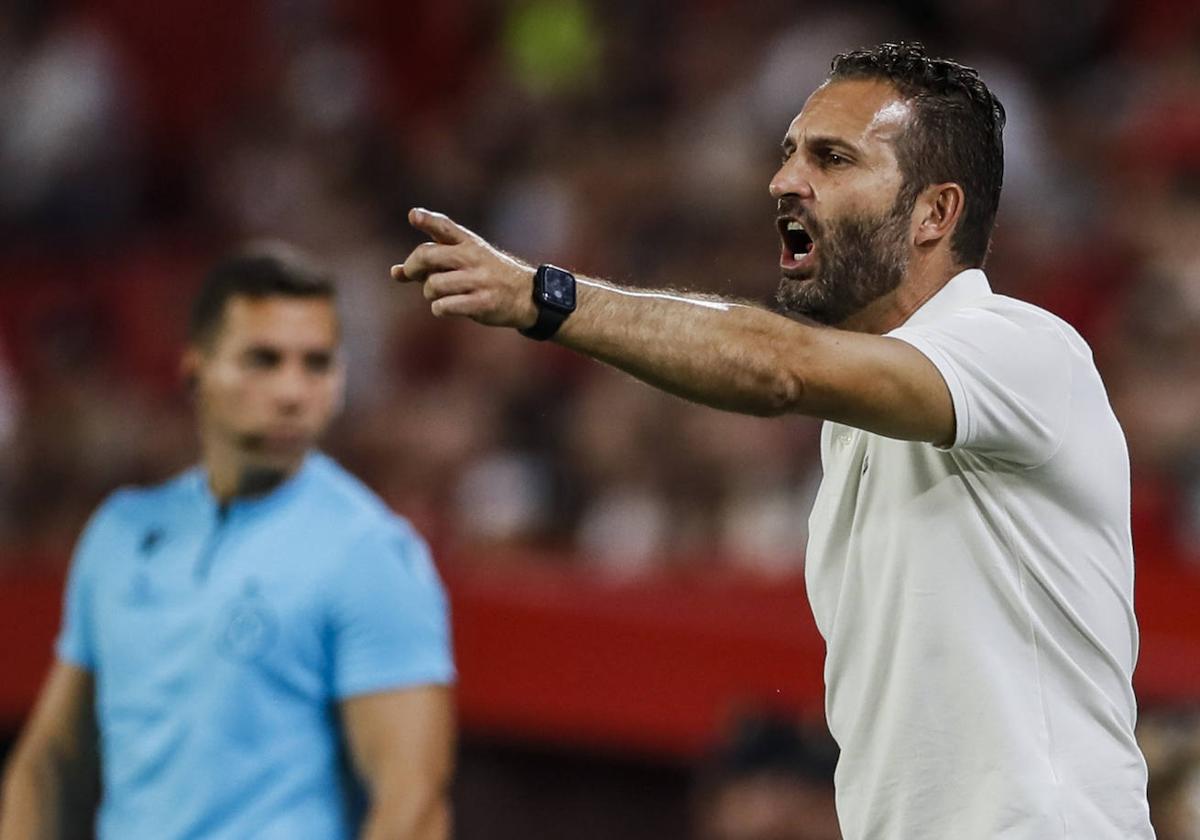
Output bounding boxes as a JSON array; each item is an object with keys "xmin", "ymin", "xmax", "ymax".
[{"xmin": 56, "ymin": 453, "xmax": 455, "ymax": 840}]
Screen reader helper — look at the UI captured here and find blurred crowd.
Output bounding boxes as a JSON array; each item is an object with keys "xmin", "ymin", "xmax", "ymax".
[
  {"xmin": 2, "ymin": 0, "xmax": 1200, "ymax": 580},
  {"xmin": 3, "ymin": 2, "xmax": 1200, "ymax": 837},
  {"xmin": 691, "ymin": 708, "xmax": 1200, "ymax": 840}
]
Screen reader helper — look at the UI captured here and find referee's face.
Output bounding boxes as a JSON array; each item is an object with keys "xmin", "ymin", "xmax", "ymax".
[
  {"xmin": 188, "ymin": 294, "xmax": 345, "ymax": 479},
  {"xmin": 770, "ymin": 78, "xmax": 916, "ymax": 327}
]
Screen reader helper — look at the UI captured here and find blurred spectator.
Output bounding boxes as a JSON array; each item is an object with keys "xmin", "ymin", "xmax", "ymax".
[
  {"xmin": 1140, "ymin": 711, "xmax": 1200, "ymax": 840},
  {"xmin": 501, "ymin": 0, "xmax": 602, "ymax": 101},
  {"xmin": 0, "ymin": 337, "xmax": 19, "ymax": 544},
  {"xmin": 0, "ymin": 340, "xmax": 17, "ymax": 448},
  {"xmin": 0, "ymin": 0, "xmax": 139, "ymax": 244},
  {"xmin": 693, "ymin": 714, "xmax": 841, "ymax": 840},
  {"xmin": 3, "ymin": 302, "xmax": 186, "ymax": 564}
]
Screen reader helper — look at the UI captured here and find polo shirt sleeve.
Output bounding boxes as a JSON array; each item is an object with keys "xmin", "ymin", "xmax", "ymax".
[
  {"xmin": 888, "ymin": 303, "xmax": 1075, "ymax": 467},
  {"xmin": 326, "ymin": 521, "xmax": 455, "ymax": 700},
  {"xmin": 55, "ymin": 496, "xmax": 120, "ymax": 670}
]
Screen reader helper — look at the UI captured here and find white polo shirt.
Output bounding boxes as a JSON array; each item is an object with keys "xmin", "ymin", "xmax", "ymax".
[{"xmin": 805, "ymin": 269, "xmax": 1154, "ymax": 839}]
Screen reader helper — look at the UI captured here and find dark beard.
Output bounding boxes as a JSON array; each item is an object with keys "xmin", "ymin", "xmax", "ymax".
[{"xmin": 776, "ymin": 194, "xmax": 912, "ymax": 326}]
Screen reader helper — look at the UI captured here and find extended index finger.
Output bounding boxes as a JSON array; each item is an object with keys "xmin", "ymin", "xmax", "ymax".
[{"xmin": 409, "ymin": 207, "xmax": 471, "ymax": 246}]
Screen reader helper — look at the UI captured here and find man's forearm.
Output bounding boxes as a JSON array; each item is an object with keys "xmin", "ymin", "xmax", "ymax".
[
  {"xmin": 0, "ymin": 750, "xmax": 97, "ymax": 840},
  {"xmin": 556, "ymin": 278, "xmax": 815, "ymax": 417},
  {"xmin": 358, "ymin": 791, "xmax": 449, "ymax": 840},
  {"xmin": 398, "ymin": 208, "xmax": 823, "ymax": 418}
]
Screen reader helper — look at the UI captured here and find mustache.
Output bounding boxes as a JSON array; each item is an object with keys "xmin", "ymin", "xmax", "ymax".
[{"xmin": 776, "ymin": 197, "xmax": 824, "ymax": 238}]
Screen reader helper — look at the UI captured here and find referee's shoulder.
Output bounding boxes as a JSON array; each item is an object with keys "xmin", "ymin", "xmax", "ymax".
[
  {"xmin": 304, "ymin": 453, "xmax": 425, "ymax": 546},
  {"xmin": 88, "ymin": 468, "xmax": 197, "ymax": 530},
  {"xmin": 64, "ymin": 472, "xmax": 197, "ymax": 567}
]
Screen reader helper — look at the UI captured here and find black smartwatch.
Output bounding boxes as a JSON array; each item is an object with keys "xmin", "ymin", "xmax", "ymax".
[{"xmin": 519, "ymin": 264, "xmax": 577, "ymax": 341}]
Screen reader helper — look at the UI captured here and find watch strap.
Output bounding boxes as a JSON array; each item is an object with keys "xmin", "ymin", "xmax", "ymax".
[{"xmin": 519, "ymin": 304, "xmax": 570, "ymax": 340}]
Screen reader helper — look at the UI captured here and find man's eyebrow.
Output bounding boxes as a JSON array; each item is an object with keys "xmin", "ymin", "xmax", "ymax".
[{"xmin": 803, "ymin": 134, "xmax": 862, "ymax": 156}]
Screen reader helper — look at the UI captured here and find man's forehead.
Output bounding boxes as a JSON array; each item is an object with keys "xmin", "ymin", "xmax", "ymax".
[
  {"xmin": 785, "ymin": 79, "xmax": 913, "ymax": 146},
  {"xmin": 218, "ymin": 295, "xmax": 339, "ymax": 346}
]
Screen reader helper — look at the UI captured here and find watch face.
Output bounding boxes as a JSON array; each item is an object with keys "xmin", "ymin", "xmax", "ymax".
[{"xmin": 540, "ymin": 266, "xmax": 576, "ymax": 311}]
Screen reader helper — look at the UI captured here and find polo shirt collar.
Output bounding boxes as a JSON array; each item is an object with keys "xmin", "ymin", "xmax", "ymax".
[
  {"xmin": 190, "ymin": 453, "xmax": 316, "ymax": 515},
  {"xmin": 895, "ymin": 268, "xmax": 992, "ymax": 330}
]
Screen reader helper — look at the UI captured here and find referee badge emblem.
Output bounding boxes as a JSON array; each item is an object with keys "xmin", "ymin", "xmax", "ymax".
[{"xmin": 217, "ymin": 579, "xmax": 279, "ymax": 662}]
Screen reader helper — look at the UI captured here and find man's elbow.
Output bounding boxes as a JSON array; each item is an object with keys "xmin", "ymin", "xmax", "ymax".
[{"xmin": 750, "ymin": 367, "xmax": 806, "ymax": 417}]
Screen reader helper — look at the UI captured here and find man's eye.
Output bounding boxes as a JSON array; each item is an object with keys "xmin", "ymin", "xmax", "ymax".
[
  {"xmin": 305, "ymin": 354, "xmax": 332, "ymax": 373},
  {"xmin": 244, "ymin": 350, "xmax": 279, "ymax": 368}
]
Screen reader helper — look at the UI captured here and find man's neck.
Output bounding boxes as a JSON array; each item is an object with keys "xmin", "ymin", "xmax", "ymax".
[
  {"xmin": 840, "ymin": 254, "xmax": 966, "ymax": 335},
  {"xmin": 203, "ymin": 442, "xmax": 302, "ymax": 504}
]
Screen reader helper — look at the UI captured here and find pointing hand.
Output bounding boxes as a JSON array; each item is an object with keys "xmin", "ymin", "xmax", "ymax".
[{"xmin": 392, "ymin": 209, "xmax": 538, "ymax": 330}]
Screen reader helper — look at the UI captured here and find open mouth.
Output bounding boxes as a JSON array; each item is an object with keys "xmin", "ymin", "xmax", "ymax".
[{"xmin": 777, "ymin": 217, "xmax": 816, "ymax": 270}]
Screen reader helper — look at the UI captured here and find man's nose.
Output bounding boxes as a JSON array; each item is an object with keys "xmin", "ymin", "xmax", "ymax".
[
  {"xmin": 769, "ymin": 160, "xmax": 814, "ymax": 201},
  {"xmin": 272, "ymin": 364, "xmax": 309, "ymax": 411}
]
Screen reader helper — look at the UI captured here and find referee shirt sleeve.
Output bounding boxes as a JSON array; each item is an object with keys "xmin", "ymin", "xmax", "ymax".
[
  {"xmin": 55, "ymin": 498, "xmax": 117, "ymax": 670},
  {"xmin": 326, "ymin": 521, "xmax": 456, "ymax": 700},
  {"xmin": 888, "ymin": 303, "xmax": 1075, "ymax": 467}
]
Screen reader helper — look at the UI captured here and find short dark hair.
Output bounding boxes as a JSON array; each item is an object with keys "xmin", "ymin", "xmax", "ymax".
[
  {"xmin": 188, "ymin": 244, "xmax": 336, "ymax": 347},
  {"xmin": 829, "ymin": 42, "xmax": 1006, "ymax": 267}
]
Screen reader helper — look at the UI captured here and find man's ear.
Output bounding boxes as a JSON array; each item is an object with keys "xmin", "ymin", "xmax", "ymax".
[
  {"xmin": 180, "ymin": 347, "xmax": 203, "ymax": 396},
  {"xmin": 913, "ymin": 182, "xmax": 965, "ymax": 248}
]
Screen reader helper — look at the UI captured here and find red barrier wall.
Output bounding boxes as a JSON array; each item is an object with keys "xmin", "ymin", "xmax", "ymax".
[{"xmin": 2, "ymin": 560, "xmax": 1199, "ymax": 758}]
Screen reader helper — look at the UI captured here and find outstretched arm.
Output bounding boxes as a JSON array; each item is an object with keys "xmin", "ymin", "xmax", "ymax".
[{"xmin": 394, "ymin": 209, "xmax": 954, "ymax": 444}]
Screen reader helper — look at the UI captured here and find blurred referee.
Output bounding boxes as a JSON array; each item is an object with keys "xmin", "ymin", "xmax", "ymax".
[
  {"xmin": 1, "ymin": 246, "xmax": 456, "ymax": 840},
  {"xmin": 394, "ymin": 43, "xmax": 1154, "ymax": 839}
]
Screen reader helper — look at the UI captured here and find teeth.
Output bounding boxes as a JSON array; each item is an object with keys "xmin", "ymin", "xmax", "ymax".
[
  {"xmin": 786, "ymin": 221, "xmax": 804, "ymax": 231},
  {"xmin": 794, "ymin": 253, "xmax": 805, "ymax": 261}
]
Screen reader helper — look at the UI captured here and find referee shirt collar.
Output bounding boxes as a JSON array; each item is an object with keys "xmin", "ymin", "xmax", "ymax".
[
  {"xmin": 895, "ymin": 268, "xmax": 992, "ymax": 331},
  {"xmin": 189, "ymin": 452, "xmax": 318, "ymax": 516}
]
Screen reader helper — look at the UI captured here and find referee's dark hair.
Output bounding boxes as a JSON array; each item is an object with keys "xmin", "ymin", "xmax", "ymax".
[
  {"xmin": 829, "ymin": 42, "xmax": 1006, "ymax": 268},
  {"xmin": 188, "ymin": 244, "xmax": 337, "ymax": 349}
]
